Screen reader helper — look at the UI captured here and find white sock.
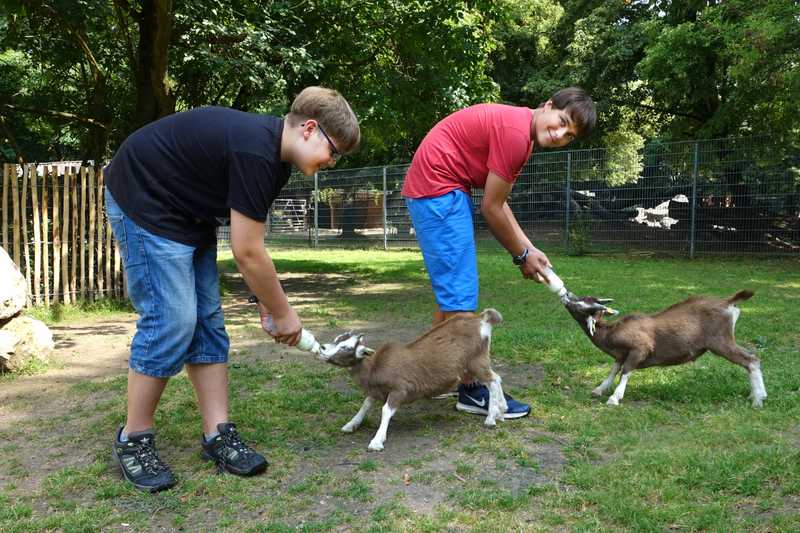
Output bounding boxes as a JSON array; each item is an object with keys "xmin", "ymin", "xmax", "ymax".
[
  {"xmin": 204, "ymin": 431, "xmax": 220, "ymax": 442},
  {"xmin": 119, "ymin": 430, "xmax": 129, "ymax": 442}
]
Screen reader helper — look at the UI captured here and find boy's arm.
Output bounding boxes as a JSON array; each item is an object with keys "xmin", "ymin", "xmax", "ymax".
[
  {"xmin": 229, "ymin": 208, "xmax": 302, "ymax": 345},
  {"xmin": 481, "ymin": 172, "xmax": 551, "ymax": 280}
]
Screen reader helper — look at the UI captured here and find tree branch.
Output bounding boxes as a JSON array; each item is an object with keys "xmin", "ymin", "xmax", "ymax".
[{"xmin": 3, "ymin": 104, "xmax": 108, "ymax": 129}]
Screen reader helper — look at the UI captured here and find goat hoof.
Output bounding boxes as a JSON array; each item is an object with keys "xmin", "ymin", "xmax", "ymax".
[
  {"xmin": 367, "ymin": 441, "xmax": 384, "ymax": 451},
  {"xmin": 341, "ymin": 424, "xmax": 357, "ymax": 433},
  {"xmin": 751, "ymin": 397, "xmax": 765, "ymax": 408},
  {"xmin": 591, "ymin": 388, "xmax": 605, "ymax": 397},
  {"xmin": 606, "ymin": 397, "xmax": 620, "ymax": 406},
  {"xmin": 484, "ymin": 418, "xmax": 497, "ymax": 427}
]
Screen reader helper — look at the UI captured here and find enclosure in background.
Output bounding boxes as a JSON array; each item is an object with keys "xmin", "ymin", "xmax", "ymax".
[
  {"xmin": 1, "ymin": 136, "xmax": 797, "ymax": 307},
  {"xmin": 218, "ymin": 136, "xmax": 799, "ymax": 257}
]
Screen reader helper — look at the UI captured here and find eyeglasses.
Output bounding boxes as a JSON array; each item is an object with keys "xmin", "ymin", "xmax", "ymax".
[{"xmin": 316, "ymin": 123, "xmax": 342, "ymax": 162}]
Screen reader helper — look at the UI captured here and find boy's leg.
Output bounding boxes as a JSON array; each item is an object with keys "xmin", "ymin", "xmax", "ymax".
[
  {"xmin": 106, "ymin": 189, "xmax": 199, "ymax": 491},
  {"xmin": 185, "ymin": 245, "xmax": 267, "ymax": 476},
  {"xmin": 125, "ymin": 370, "xmax": 168, "ymax": 433},
  {"xmin": 406, "ymin": 190, "xmax": 478, "ymax": 315},
  {"xmin": 406, "ymin": 190, "xmax": 530, "ymax": 419},
  {"xmin": 185, "ymin": 363, "xmax": 228, "ymax": 436},
  {"xmin": 185, "ymin": 245, "xmax": 231, "ymax": 435}
]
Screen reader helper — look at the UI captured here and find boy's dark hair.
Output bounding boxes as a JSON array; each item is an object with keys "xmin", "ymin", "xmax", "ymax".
[
  {"xmin": 286, "ymin": 87, "xmax": 361, "ymax": 153},
  {"xmin": 549, "ymin": 87, "xmax": 596, "ymax": 139}
]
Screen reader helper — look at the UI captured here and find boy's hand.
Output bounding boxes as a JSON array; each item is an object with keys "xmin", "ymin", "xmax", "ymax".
[
  {"xmin": 519, "ymin": 247, "xmax": 550, "ymax": 281},
  {"xmin": 269, "ymin": 306, "xmax": 303, "ymax": 346}
]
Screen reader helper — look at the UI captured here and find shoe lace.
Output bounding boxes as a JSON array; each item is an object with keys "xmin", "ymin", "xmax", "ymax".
[
  {"xmin": 135, "ymin": 440, "xmax": 169, "ymax": 475},
  {"xmin": 220, "ymin": 427, "xmax": 254, "ymax": 459}
]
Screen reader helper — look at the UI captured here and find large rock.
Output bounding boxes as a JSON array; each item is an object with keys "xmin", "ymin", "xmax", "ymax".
[
  {"xmin": 0, "ymin": 246, "xmax": 27, "ymax": 319},
  {"xmin": 0, "ymin": 315, "xmax": 54, "ymax": 372}
]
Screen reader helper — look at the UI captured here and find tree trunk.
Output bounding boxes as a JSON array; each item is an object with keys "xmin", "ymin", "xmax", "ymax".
[{"xmin": 135, "ymin": 0, "xmax": 175, "ymax": 128}]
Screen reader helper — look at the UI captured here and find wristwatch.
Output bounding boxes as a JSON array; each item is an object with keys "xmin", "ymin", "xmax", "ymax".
[{"xmin": 512, "ymin": 248, "xmax": 529, "ymax": 266}]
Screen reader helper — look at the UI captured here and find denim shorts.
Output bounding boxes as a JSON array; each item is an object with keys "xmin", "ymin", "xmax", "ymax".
[
  {"xmin": 105, "ymin": 189, "xmax": 229, "ymax": 378},
  {"xmin": 406, "ymin": 190, "xmax": 478, "ymax": 312}
]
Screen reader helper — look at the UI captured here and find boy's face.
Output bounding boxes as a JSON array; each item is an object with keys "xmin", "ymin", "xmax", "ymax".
[
  {"xmin": 294, "ymin": 120, "xmax": 342, "ymax": 176},
  {"xmin": 533, "ymin": 100, "xmax": 580, "ymax": 149}
]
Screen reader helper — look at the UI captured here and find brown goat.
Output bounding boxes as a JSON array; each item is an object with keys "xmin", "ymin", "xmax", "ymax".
[
  {"xmin": 317, "ymin": 309, "xmax": 508, "ymax": 450},
  {"xmin": 563, "ymin": 290, "xmax": 766, "ymax": 407}
]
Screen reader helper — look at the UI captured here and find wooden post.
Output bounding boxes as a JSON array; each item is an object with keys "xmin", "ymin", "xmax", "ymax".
[
  {"xmin": 52, "ymin": 167, "xmax": 61, "ymax": 305},
  {"xmin": 2, "ymin": 164, "xmax": 8, "ymax": 252},
  {"xmin": 21, "ymin": 164, "xmax": 31, "ymax": 302},
  {"xmin": 61, "ymin": 168, "xmax": 70, "ymax": 304},
  {"xmin": 32, "ymin": 165, "xmax": 41, "ymax": 305},
  {"xmin": 80, "ymin": 166, "xmax": 87, "ymax": 300},
  {"xmin": 11, "ymin": 165, "xmax": 20, "ymax": 267},
  {"xmin": 103, "ymin": 178, "xmax": 111, "ymax": 298},
  {"xmin": 70, "ymin": 168, "xmax": 78, "ymax": 302},
  {"xmin": 88, "ymin": 167, "xmax": 96, "ymax": 301},
  {"xmin": 42, "ymin": 167, "xmax": 50, "ymax": 306},
  {"xmin": 96, "ymin": 169, "xmax": 104, "ymax": 297}
]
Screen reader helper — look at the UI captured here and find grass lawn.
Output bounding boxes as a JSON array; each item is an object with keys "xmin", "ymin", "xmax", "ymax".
[{"xmin": 1, "ymin": 245, "xmax": 798, "ymax": 532}]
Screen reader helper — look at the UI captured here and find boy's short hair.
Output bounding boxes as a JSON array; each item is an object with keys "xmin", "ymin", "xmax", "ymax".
[
  {"xmin": 286, "ymin": 87, "xmax": 361, "ymax": 153},
  {"xmin": 550, "ymin": 87, "xmax": 596, "ymax": 139}
]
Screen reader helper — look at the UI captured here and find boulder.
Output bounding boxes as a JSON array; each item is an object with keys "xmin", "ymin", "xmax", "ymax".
[
  {"xmin": 0, "ymin": 246, "xmax": 27, "ymax": 319},
  {"xmin": 0, "ymin": 315, "xmax": 54, "ymax": 372}
]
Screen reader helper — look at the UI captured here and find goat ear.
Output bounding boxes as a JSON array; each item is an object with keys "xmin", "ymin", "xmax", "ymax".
[
  {"xmin": 332, "ymin": 331, "xmax": 354, "ymax": 344},
  {"xmin": 586, "ymin": 316, "xmax": 596, "ymax": 336},
  {"xmin": 355, "ymin": 345, "xmax": 375, "ymax": 359}
]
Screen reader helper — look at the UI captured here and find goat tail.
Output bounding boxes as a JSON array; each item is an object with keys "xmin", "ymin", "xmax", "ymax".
[
  {"xmin": 480, "ymin": 308, "xmax": 503, "ymax": 325},
  {"xmin": 727, "ymin": 290, "xmax": 754, "ymax": 304}
]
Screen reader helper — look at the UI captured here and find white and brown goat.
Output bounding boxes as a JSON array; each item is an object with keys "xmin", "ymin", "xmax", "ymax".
[
  {"xmin": 318, "ymin": 309, "xmax": 509, "ymax": 451},
  {"xmin": 563, "ymin": 290, "xmax": 766, "ymax": 407}
]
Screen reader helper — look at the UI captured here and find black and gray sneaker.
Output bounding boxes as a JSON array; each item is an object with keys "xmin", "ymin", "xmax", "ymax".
[
  {"xmin": 113, "ymin": 427, "xmax": 176, "ymax": 492},
  {"xmin": 201, "ymin": 422, "xmax": 268, "ymax": 476}
]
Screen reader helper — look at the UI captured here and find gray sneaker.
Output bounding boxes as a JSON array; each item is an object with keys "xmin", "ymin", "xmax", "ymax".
[
  {"xmin": 113, "ymin": 427, "xmax": 176, "ymax": 492},
  {"xmin": 201, "ymin": 422, "xmax": 268, "ymax": 476}
]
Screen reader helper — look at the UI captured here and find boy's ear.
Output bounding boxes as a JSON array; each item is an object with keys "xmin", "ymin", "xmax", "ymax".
[{"xmin": 298, "ymin": 119, "xmax": 317, "ymax": 139}]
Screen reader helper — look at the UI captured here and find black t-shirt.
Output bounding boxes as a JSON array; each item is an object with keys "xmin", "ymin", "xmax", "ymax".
[{"xmin": 106, "ymin": 106, "xmax": 291, "ymax": 247}]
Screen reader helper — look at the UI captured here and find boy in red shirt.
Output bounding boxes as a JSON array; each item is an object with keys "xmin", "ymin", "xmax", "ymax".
[{"xmin": 402, "ymin": 87, "xmax": 596, "ymax": 418}]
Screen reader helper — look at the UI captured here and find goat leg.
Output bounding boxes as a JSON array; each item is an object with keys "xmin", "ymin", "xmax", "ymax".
[
  {"xmin": 606, "ymin": 370, "xmax": 632, "ymax": 406},
  {"xmin": 484, "ymin": 370, "xmax": 507, "ymax": 427},
  {"xmin": 368, "ymin": 400, "xmax": 398, "ymax": 451},
  {"xmin": 709, "ymin": 341, "xmax": 767, "ymax": 408},
  {"xmin": 593, "ymin": 362, "xmax": 621, "ymax": 397},
  {"xmin": 342, "ymin": 396, "xmax": 374, "ymax": 433},
  {"xmin": 747, "ymin": 360, "xmax": 767, "ymax": 408}
]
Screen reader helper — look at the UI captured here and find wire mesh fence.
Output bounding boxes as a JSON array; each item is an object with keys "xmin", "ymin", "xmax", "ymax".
[{"xmin": 220, "ymin": 135, "xmax": 799, "ymax": 257}]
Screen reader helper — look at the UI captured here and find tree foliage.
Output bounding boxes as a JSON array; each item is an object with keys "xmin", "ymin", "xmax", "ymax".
[{"xmin": 1, "ymin": 0, "xmax": 797, "ymax": 167}]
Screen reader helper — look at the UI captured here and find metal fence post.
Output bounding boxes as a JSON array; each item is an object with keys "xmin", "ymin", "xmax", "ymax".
[
  {"xmin": 313, "ymin": 171, "xmax": 319, "ymax": 248},
  {"xmin": 564, "ymin": 151, "xmax": 572, "ymax": 253},
  {"xmin": 689, "ymin": 142, "xmax": 699, "ymax": 259},
  {"xmin": 382, "ymin": 166, "xmax": 388, "ymax": 251}
]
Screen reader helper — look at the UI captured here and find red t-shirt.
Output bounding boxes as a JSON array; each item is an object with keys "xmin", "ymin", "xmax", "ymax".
[{"xmin": 402, "ymin": 103, "xmax": 533, "ymax": 198}]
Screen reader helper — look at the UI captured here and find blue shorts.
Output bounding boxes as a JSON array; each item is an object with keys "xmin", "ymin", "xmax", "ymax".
[
  {"xmin": 406, "ymin": 190, "xmax": 478, "ymax": 312},
  {"xmin": 105, "ymin": 189, "xmax": 230, "ymax": 378}
]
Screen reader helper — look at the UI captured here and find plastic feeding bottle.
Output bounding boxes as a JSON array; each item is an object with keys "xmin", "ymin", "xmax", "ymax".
[
  {"xmin": 541, "ymin": 266, "xmax": 568, "ymax": 299},
  {"xmin": 261, "ymin": 313, "xmax": 321, "ymax": 354},
  {"xmin": 250, "ymin": 295, "xmax": 321, "ymax": 354}
]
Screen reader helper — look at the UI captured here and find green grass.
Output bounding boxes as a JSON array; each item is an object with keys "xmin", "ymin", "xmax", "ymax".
[{"xmin": 2, "ymin": 245, "xmax": 798, "ymax": 531}]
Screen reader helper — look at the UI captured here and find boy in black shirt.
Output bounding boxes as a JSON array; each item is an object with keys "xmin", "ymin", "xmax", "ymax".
[{"xmin": 106, "ymin": 87, "xmax": 360, "ymax": 491}]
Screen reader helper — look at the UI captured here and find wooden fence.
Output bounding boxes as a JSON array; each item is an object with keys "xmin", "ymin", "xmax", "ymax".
[{"xmin": 1, "ymin": 163, "xmax": 125, "ymax": 307}]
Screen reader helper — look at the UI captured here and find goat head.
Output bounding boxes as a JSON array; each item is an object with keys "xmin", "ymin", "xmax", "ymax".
[
  {"xmin": 319, "ymin": 331, "xmax": 375, "ymax": 367},
  {"xmin": 564, "ymin": 295, "xmax": 619, "ymax": 336}
]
